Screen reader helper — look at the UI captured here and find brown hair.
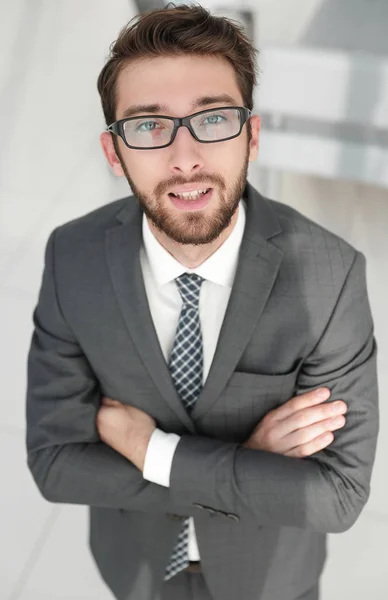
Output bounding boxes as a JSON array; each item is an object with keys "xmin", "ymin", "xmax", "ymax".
[{"xmin": 97, "ymin": 2, "xmax": 259, "ymax": 128}]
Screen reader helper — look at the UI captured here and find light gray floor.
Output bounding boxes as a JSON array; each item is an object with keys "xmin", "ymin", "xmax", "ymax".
[{"xmin": 1, "ymin": 1, "xmax": 387, "ymax": 599}]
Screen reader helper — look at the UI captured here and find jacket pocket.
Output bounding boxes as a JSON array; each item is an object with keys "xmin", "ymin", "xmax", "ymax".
[
  {"xmin": 200, "ymin": 360, "xmax": 303, "ymax": 442},
  {"xmin": 228, "ymin": 358, "xmax": 303, "ymax": 397}
]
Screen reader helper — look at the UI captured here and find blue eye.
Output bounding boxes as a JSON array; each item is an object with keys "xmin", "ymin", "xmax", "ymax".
[
  {"xmin": 203, "ymin": 114, "xmax": 225, "ymax": 125},
  {"xmin": 136, "ymin": 121, "xmax": 160, "ymax": 132}
]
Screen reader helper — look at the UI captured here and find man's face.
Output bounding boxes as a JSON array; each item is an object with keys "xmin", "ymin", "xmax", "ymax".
[{"xmin": 101, "ymin": 54, "xmax": 260, "ymax": 246}]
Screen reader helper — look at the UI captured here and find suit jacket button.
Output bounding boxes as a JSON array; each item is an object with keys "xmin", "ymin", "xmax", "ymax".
[{"xmin": 227, "ymin": 513, "xmax": 240, "ymax": 522}]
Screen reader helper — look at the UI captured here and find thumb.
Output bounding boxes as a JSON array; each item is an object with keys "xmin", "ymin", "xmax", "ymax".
[{"xmin": 101, "ymin": 396, "xmax": 121, "ymax": 406}]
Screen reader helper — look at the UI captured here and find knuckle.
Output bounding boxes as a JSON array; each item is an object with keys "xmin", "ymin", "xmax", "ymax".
[
  {"xmin": 293, "ymin": 445, "xmax": 306, "ymax": 458},
  {"xmin": 291, "ymin": 396, "xmax": 304, "ymax": 411},
  {"xmin": 263, "ymin": 411, "xmax": 275, "ymax": 425},
  {"xmin": 261, "ymin": 415, "xmax": 274, "ymax": 433},
  {"xmin": 293, "ymin": 391, "xmax": 314, "ymax": 409},
  {"xmin": 299, "ymin": 428, "xmax": 313, "ymax": 444},
  {"xmin": 322, "ymin": 404, "xmax": 334, "ymax": 417},
  {"xmin": 330, "ymin": 415, "xmax": 345, "ymax": 427},
  {"xmin": 261, "ymin": 428, "xmax": 274, "ymax": 447},
  {"xmin": 295, "ymin": 411, "xmax": 309, "ymax": 427}
]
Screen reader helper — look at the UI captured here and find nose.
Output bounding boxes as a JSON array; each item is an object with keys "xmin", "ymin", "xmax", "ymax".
[{"xmin": 168, "ymin": 125, "xmax": 204, "ymax": 175}]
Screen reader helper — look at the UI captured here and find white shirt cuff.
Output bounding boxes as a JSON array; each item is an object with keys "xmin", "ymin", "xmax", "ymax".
[{"xmin": 143, "ymin": 428, "xmax": 181, "ymax": 487}]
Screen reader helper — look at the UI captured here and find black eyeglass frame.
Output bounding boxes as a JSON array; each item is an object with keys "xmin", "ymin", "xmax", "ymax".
[{"xmin": 106, "ymin": 106, "xmax": 252, "ymax": 150}]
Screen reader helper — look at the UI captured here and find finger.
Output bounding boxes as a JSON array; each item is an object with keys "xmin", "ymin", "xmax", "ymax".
[
  {"xmin": 273, "ymin": 400, "xmax": 347, "ymax": 439},
  {"xmin": 278, "ymin": 414, "xmax": 346, "ymax": 454},
  {"xmin": 284, "ymin": 431, "xmax": 335, "ymax": 458},
  {"xmin": 273, "ymin": 388, "xmax": 331, "ymax": 421},
  {"xmin": 101, "ymin": 397, "xmax": 121, "ymax": 406}
]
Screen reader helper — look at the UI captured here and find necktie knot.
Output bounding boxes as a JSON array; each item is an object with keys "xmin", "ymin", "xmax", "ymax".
[{"xmin": 175, "ymin": 273, "xmax": 204, "ymax": 308}]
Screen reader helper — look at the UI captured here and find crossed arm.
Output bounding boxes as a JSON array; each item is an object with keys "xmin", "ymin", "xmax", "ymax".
[{"xmin": 26, "ymin": 234, "xmax": 379, "ymax": 533}]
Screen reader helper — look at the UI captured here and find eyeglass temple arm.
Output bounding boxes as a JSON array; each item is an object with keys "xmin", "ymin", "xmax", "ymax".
[{"xmin": 106, "ymin": 123, "xmax": 119, "ymax": 134}]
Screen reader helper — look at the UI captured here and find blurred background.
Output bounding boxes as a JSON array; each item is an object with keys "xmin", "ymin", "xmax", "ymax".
[{"xmin": 1, "ymin": 0, "xmax": 387, "ymax": 598}]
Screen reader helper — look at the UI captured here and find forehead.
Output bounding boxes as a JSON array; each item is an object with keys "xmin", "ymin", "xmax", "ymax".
[{"xmin": 115, "ymin": 54, "xmax": 243, "ymax": 118}]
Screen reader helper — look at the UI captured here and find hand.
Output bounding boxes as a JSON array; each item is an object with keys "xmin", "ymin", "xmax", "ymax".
[
  {"xmin": 243, "ymin": 388, "xmax": 347, "ymax": 457},
  {"xmin": 96, "ymin": 397, "xmax": 156, "ymax": 471}
]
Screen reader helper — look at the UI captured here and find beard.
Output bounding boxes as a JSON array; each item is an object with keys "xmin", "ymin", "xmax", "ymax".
[{"xmin": 116, "ymin": 146, "xmax": 250, "ymax": 246}]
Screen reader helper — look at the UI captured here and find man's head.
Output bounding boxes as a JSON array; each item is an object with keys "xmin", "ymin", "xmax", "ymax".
[{"xmin": 98, "ymin": 3, "xmax": 260, "ymax": 248}]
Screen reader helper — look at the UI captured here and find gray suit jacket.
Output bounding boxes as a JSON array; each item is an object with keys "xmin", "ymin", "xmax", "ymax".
[{"xmin": 26, "ymin": 182, "xmax": 379, "ymax": 600}]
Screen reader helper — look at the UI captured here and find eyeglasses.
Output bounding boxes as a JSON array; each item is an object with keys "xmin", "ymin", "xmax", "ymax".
[{"xmin": 107, "ymin": 106, "xmax": 252, "ymax": 150}]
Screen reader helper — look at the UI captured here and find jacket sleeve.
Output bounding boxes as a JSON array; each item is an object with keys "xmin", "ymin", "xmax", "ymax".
[
  {"xmin": 26, "ymin": 229, "xmax": 182, "ymax": 515},
  {"xmin": 168, "ymin": 251, "xmax": 379, "ymax": 533}
]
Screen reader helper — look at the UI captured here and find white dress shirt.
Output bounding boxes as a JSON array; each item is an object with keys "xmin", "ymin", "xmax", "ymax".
[{"xmin": 141, "ymin": 198, "xmax": 247, "ymax": 560}]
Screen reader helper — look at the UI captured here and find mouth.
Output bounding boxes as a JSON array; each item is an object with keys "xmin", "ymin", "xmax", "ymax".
[{"xmin": 168, "ymin": 187, "xmax": 213, "ymax": 211}]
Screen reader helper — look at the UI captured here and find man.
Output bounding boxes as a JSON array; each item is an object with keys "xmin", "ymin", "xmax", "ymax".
[{"xmin": 26, "ymin": 4, "xmax": 379, "ymax": 600}]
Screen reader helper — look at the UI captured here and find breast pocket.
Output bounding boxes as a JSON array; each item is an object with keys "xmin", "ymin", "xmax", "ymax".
[
  {"xmin": 228, "ymin": 358, "xmax": 303, "ymax": 399},
  {"xmin": 202, "ymin": 360, "xmax": 303, "ymax": 442}
]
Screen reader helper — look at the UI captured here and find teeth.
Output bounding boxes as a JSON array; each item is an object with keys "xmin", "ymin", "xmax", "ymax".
[{"xmin": 174, "ymin": 189, "xmax": 208, "ymax": 200}]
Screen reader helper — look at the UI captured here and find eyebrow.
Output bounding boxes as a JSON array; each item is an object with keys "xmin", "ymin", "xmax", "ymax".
[{"xmin": 121, "ymin": 94, "xmax": 239, "ymax": 119}]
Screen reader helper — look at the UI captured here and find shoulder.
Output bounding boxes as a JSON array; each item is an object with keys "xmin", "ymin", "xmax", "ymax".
[
  {"xmin": 266, "ymin": 196, "xmax": 359, "ymax": 269},
  {"xmin": 53, "ymin": 196, "xmax": 132, "ymax": 242}
]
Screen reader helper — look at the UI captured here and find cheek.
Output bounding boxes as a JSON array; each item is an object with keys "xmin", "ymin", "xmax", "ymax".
[
  {"xmin": 123, "ymin": 153, "xmax": 160, "ymax": 184},
  {"xmin": 216, "ymin": 152, "xmax": 245, "ymax": 182},
  {"xmin": 218, "ymin": 138, "xmax": 248, "ymax": 168}
]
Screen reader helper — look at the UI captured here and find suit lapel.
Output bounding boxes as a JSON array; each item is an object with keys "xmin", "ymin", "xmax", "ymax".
[
  {"xmin": 105, "ymin": 184, "xmax": 283, "ymax": 430},
  {"xmin": 105, "ymin": 202, "xmax": 197, "ymax": 433},
  {"xmin": 192, "ymin": 184, "xmax": 284, "ymax": 420}
]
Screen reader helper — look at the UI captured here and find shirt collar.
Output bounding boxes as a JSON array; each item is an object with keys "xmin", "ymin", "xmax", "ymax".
[{"xmin": 142, "ymin": 199, "xmax": 246, "ymax": 289}]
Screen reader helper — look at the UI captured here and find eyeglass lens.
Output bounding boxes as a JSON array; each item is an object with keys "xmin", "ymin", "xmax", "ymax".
[{"xmin": 122, "ymin": 107, "xmax": 243, "ymax": 148}]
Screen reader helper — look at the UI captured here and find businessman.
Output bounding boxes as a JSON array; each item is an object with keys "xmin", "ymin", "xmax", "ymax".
[{"xmin": 26, "ymin": 4, "xmax": 379, "ymax": 600}]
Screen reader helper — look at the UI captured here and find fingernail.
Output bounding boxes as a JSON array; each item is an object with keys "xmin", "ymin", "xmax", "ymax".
[{"xmin": 316, "ymin": 388, "xmax": 331, "ymax": 399}]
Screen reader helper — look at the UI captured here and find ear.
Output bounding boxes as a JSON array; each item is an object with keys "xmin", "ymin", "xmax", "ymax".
[
  {"xmin": 100, "ymin": 132, "xmax": 126, "ymax": 176},
  {"xmin": 248, "ymin": 114, "xmax": 260, "ymax": 163}
]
